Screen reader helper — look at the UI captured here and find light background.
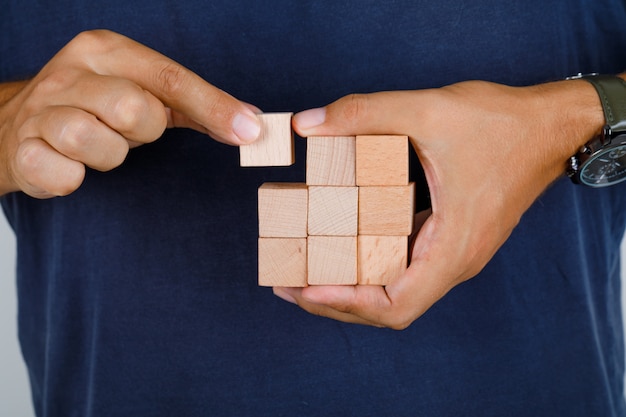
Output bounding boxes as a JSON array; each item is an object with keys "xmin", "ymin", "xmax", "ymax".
[
  {"xmin": 0, "ymin": 212, "xmax": 32, "ymax": 416},
  {"xmin": 1, "ymin": 213, "xmax": 626, "ymax": 416}
]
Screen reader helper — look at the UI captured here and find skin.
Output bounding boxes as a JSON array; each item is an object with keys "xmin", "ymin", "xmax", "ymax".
[
  {"xmin": 0, "ymin": 29, "xmax": 615, "ymax": 329},
  {"xmin": 0, "ymin": 30, "xmax": 261, "ymax": 198},
  {"xmin": 275, "ymin": 80, "xmax": 608, "ymax": 329}
]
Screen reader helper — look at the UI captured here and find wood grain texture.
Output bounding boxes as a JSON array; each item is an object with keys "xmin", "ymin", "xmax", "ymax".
[
  {"xmin": 355, "ymin": 135, "xmax": 409, "ymax": 186},
  {"xmin": 258, "ymin": 183, "xmax": 308, "ymax": 238},
  {"xmin": 306, "ymin": 136, "xmax": 356, "ymax": 186},
  {"xmin": 258, "ymin": 238, "xmax": 307, "ymax": 287},
  {"xmin": 357, "ymin": 235, "xmax": 408, "ymax": 285},
  {"xmin": 358, "ymin": 183, "xmax": 415, "ymax": 235},
  {"xmin": 307, "ymin": 236, "xmax": 357, "ymax": 285},
  {"xmin": 307, "ymin": 186, "xmax": 358, "ymax": 236},
  {"xmin": 240, "ymin": 113, "xmax": 294, "ymax": 167}
]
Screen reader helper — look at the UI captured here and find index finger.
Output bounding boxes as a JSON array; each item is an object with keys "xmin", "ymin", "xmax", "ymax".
[{"xmin": 62, "ymin": 30, "xmax": 260, "ymax": 145}]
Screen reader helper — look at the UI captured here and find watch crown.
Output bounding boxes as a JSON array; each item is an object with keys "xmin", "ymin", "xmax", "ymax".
[{"xmin": 567, "ymin": 156, "xmax": 579, "ymax": 179}]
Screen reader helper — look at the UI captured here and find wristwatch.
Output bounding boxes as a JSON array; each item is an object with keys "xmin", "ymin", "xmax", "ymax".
[{"xmin": 566, "ymin": 74, "xmax": 626, "ymax": 187}]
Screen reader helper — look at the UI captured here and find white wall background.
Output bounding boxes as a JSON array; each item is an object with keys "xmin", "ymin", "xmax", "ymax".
[
  {"xmin": 0, "ymin": 213, "xmax": 32, "ymax": 416},
  {"xmin": 1, "ymin": 214, "xmax": 626, "ymax": 416}
]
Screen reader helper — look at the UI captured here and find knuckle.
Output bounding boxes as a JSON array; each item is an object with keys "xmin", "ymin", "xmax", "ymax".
[
  {"xmin": 110, "ymin": 92, "xmax": 151, "ymax": 134},
  {"xmin": 29, "ymin": 69, "xmax": 80, "ymax": 100},
  {"xmin": 203, "ymin": 92, "xmax": 227, "ymax": 120},
  {"xmin": 70, "ymin": 30, "xmax": 101, "ymax": 48},
  {"xmin": 378, "ymin": 302, "xmax": 416, "ymax": 330},
  {"xmin": 58, "ymin": 114, "xmax": 129, "ymax": 171},
  {"xmin": 58, "ymin": 114, "xmax": 95, "ymax": 153},
  {"xmin": 16, "ymin": 140, "xmax": 46, "ymax": 172},
  {"xmin": 108, "ymin": 89, "xmax": 166, "ymax": 142},
  {"xmin": 154, "ymin": 62, "xmax": 189, "ymax": 100},
  {"xmin": 388, "ymin": 318, "xmax": 413, "ymax": 331},
  {"xmin": 340, "ymin": 93, "xmax": 370, "ymax": 122},
  {"xmin": 53, "ymin": 171, "xmax": 84, "ymax": 196},
  {"xmin": 377, "ymin": 308, "xmax": 413, "ymax": 330},
  {"xmin": 374, "ymin": 313, "xmax": 413, "ymax": 330},
  {"xmin": 16, "ymin": 140, "xmax": 85, "ymax": 197},
  {"xmin": 67, "ymin": 29, "xmax": 117, "ymax": 55}
]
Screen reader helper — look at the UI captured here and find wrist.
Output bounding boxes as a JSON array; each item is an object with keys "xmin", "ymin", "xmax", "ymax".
[
  {"xmin": 526, "ymin": 77, "xmax": 605, "ymax": 182},
  {"xmin": 564, "ymin": 73, "xmax": 626, "ymax": 186}
]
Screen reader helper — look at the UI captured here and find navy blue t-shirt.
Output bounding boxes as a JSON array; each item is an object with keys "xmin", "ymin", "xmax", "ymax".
[{"xmin": 3, "ymin": 1, "xmax": 626, "ymax": 416}]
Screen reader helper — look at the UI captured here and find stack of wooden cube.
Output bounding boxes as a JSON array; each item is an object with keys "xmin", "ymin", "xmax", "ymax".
[{"xmin": 241, "ymin": 113, "xmax": 414, "ymax": 287}]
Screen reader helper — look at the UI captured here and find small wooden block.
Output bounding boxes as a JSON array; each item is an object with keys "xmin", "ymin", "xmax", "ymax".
[
  {"xmin": 258, "ymin": 183, "xmax": 308, "ymax": 238},
  {"xmin": 258, "ymin": 238, "xmax": 307, "ymax": 287},
  {"xmin": 308, "ymin": 186, "xmax": 358, "ymax": 236},
  {"xmin": 358, "ymin": 235, "xmax": 408, "ymax": 285},
  {"xmin": 308, "ymin": 236, "xmax": 357, "ymax": 285},
  {"xmin": 358, "ymin": 183, "xmax": 415, "ymax": 235},
  {"xmin": 356, "ymin": 135, "xmax": 409, "ymax": 186},
  {"xmin": 240, "ymin": 113, "xmax": 294, "ymax": 167},
  {"xmin": 306, "ymin": 136, "xmax": 356, "ymax": 186}
]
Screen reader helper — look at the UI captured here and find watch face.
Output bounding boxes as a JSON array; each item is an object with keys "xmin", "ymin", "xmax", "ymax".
[{"xmin": 580, "ymin": 142, "xmax": 626, "ymax": 187}]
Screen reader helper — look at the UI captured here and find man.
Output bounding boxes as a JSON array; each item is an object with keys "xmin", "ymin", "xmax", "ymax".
[{"xmin": 1, "ymin": 1, "xmax": 625, "ymax": 415}]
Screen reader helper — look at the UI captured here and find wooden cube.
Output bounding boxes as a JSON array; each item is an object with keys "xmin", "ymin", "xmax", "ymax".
[
  {"xmin": 240, "ymin": 113, "xmax": 294, "ymax": 167},
  {"xmin": 306, "ymin": 136, "xmax": 356, "ymax": 186},
  {"xmin": 258, "ymin": 183, "xmax": 308, "ymax": 238},
  {"xmin": 358, "ymin": 235, "xmax": 408, "ymax": 285},
  {"xmin": 258, "ymin": 238, "xmax": 307, "ymax": 287},
  {"xmin": 358, "ymin": 183, "xmax": 415, "ymax": 235},
  {"xmin": 308, "ymin": 186, "xmax": 358, "ymax": 236},
  {"xmin": 356, "ymin": 135, "xmax": 409, "ymax": 186},
  {"xmin": 308, "ymin": 236, "xmax": 357, "ymax": 285}
]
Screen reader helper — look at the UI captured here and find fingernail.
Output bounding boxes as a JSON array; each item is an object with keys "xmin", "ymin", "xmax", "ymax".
[
  {"xmin": 294, "ymin": 107, "xmax": 326, "ymax": 130},
  {"xmin": 233, "ymin": 112, "xmax": 261, "ymax": 144},
  {"xmin": 273, "ymin": 287, "xmax": 297, "ymax": 305}
]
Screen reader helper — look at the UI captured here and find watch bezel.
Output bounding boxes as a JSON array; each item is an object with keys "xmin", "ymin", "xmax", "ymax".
[{"xmin": 573, "ymin": 132, "xmax": 626, "ymax": 187}]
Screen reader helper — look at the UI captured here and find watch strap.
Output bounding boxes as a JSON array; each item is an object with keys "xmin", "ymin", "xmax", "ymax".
[{"xmin": 581, "ymin": 74, "xmax": 626, "ymax": 134}]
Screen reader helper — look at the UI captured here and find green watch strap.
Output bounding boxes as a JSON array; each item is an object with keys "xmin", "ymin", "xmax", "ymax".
[{"xmin": 581, "ymin": 74, "xmax": 626, "ymax": 134}]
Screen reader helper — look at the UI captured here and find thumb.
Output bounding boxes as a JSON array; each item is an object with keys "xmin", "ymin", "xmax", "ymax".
[{"xmin": 293, "ymin": 91, "xmax": 419, "ymax": 138}]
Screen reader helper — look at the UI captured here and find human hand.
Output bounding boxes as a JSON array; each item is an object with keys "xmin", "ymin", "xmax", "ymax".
[
  {"xmin": 0, "ymin": 30, "xmax": 261, "ymax": 198},
  {"xmin": 274, "ymin": 80, "xmax": 603, "ymax": 329}
]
